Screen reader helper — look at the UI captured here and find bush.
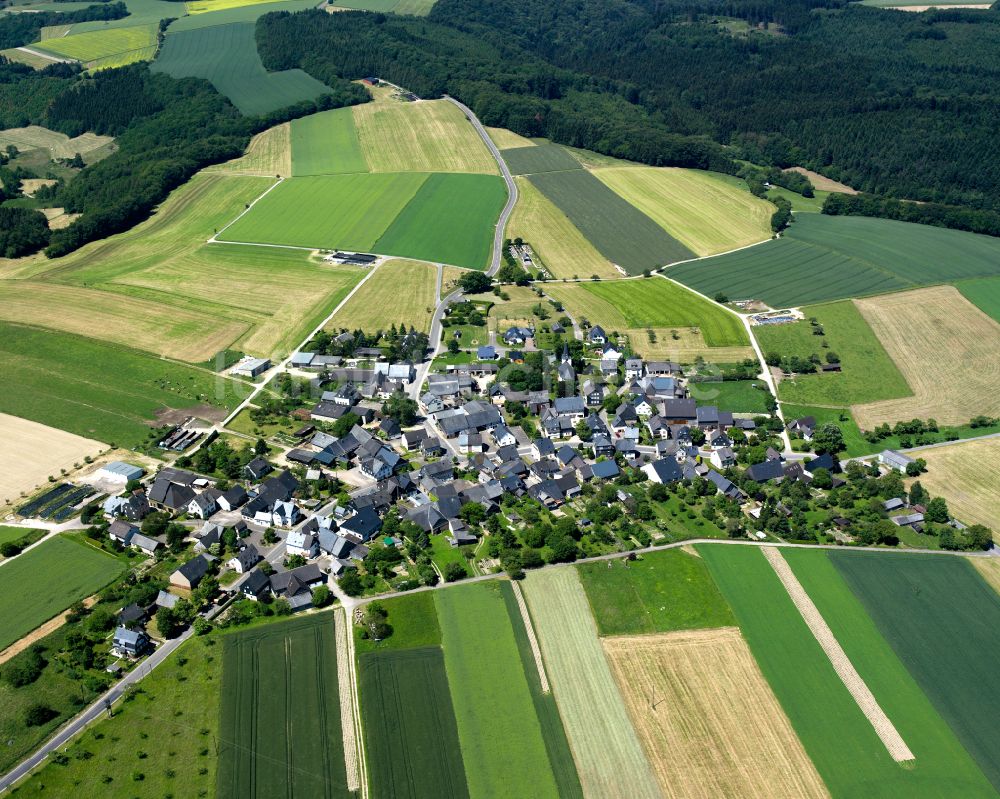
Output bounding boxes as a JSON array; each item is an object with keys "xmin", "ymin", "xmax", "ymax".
[
  {"xmin": 24, "ymin": 703, "xmax": 58, "ymax": 727},
  {"xmin": 443, "ymin": 561, "xmax": 468, "ymax": 582}
]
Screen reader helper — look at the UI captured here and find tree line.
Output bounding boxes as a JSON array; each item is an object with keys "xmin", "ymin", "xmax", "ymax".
[
  {"xmin": 0, "ymin": 2, "xmax": 126, "ymax": 49},
  {"xmin": 822, "ymin": 192, "xmax": 1000, "ymax": 238}
]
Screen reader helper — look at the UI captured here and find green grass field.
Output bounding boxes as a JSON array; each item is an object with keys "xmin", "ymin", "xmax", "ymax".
[
  {"xmin": 216, "ymin": 613, "xmax": 350, "ymax": 799},
  {"xmin": 700, "ymin": 544, "xmax": 993, "ymax": 798},
  {"xmin": 671, "ymin": 214, "xmax": 1000, "ymax": 308},
  {"xmin": 594, "ymin": 167, "xmax": 775, "ymax": 256},
  {"xmin": 832, "ymin": 552, "xmax": 1000, "ymax": 793},
  {"xmin": 0, "ymin": 322, "xmax": 244, "ymax": 445},
  {"xmin": 373, "ymin": 174, "xmax": 506, "ymax": 269},
  {"xmin": 435, "ymin": 582, "xmax": 561, "ymax": 799},
  {"xmin": 688, "ymin": 379, "xmax": 773, "ymax": 413},
  {"xmin": 359, "ymin": 647, "xmax": 469, "ymax": 799},
  {"xmin": 0, "ymin": 526, "xmax": 44, "ymax": 549},
  {"xmin": 577, "ymin": 278, "xmax": 749, "ymax": 347},
  {"xmin": 290, "ymin": 107, "xmax": 368, "ymax": 176},
  {"xmin": 500, "ymin": 584, "xmax": 583, "ymax": 799},
  {"xmin": 10, "ymin": 633, "xmax": 222, "ymax": 798},
  {"xmin": 523, "ymin": 567, "xmax": 661, "ymax": 799},
  {"xmin": 221, "ymin": 172, "xmax": 426, "ymax": 250},
  {"xmin": 755, "ymin": 300, "xmax": 912, "ymax": 406},
  {"xmin": 0, "ymin": 536, "xmax": 121, "ymax": 651},
  {"xmin": 153, "ymin": 23, "xmax": 331, "ymax": 116},
  {"xmin": 785, "ymin": 549, "xmax": 996, "ymax": 795},
  {"xmin": 329, "ymin": 0, "xmax": 437, "ymax": 13},
  {"xmin": 224, "ymin": 172, "xmax": 506, "ymax": 269},
  {"xmin": 354, "ymin": 590, "xmax": 441, "ymax": 654},
  {"xmin": 576, "ymin": 549, "xmax": 735, "ymax": 636},
  {"xmin": 958, "ymin": 276, "xmax": 1000, "ymax": 325},
  {"xmin": 502, "ymin": 143, "xmax": 582, "ymax": 176},
  {"xmin": 529, "ymin": 169, "xmax": 694, "ymax": 274},
  {"xmin": 32, "ymin": 23, "xmax": 157, "ymax": 66}
]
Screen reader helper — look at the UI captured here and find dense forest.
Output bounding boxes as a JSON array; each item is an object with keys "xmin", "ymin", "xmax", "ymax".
[
  {"xmin": 259, "ymin": 1, "xmax": 1000, "ymax": 211},
  {"xmin": 0, "ymin": 2, "xmax": 126, "ymax": 49},
  {"xmin": 0, "ymin": 206, "xmax": 49, "ymax": 258}
]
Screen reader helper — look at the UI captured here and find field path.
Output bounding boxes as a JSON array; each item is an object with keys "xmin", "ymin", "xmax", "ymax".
[
  {"xmin": 762, "ymin": 547, "xmax": 914, "ymax": 762},
  {"xmin": 511, "ymin": 580, "xmax": 550, "ymax": 693},
  {"xmin": 334, "ymin": 608, "xmax": 364, "ymax": 794}
]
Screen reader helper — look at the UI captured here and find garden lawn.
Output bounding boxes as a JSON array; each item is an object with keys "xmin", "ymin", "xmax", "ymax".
[
  {"xmin": 0, "ymin": 536, "xmax": 121, "ymax": 651},
  {"xmin": 354, "ymin": 590, "xmax": 441, "ymax": 654},
  {"xmin": 670, "ymin": 214, "xmax": 1000, "ymax": 308},
  {"xmin": 0, "ymin": 526, "xmax": 44, "ymax": 548},
  {"xmin": 374, "ymin": 173, "xmax": 506, "ymax": 269},
  {"xmin": 216, "ymin": 612, "xmax": 350, "ymax": 799},
  {"xmin": 832, "ymin": 551, "xmax": 1000, "ymax": 793},
  {"xmin": 755, "ymin": 300, "xmax": 911, "ymax": 406},
  {"xmin": 577, "ymin": 548, "xmax": 735, "ymax": 636},
  {"xmin": 359, "ymin": 647, "xmax": 469, "ymax": 799},
  {"xmin": 700, "ymin": 543, "xmax": 992, "ymax": 798},
  {"xmin": 785, "ymin": 549, "xmax": 995, "ymax": 796},
  {"xmin": 220, "ymin": 172, "xmax": 426, "ymax": 250},
  {"xmin": 435, "ymin": 582, "xmax": 560, "ymax": 799},
  {"xmin": 290, "ymin": 107, "xmax": 368, "ymax": 176},
  {"xmin": 688, "ymin": 379, "xmax": 772, "ymax": 413},
  {"xmin": 529, "ymin": 169, "xmax": 694, "ymax": 274}
]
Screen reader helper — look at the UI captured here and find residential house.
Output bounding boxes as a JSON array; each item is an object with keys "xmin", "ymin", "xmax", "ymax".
[
  {"xmin": 227, "ymin": 544, "xmax": 261, "ymax": 574},
  {"xmin": 108, "ymin": 520, "xmax": 138, "ymax": 547},
  {"xmin": 642, "ymin": 458, "xmax": 684, "ymax": 484},
  {"xmin": 588, "ymin": 325, "xmax": 607, "ymax": 345},
  {"xmin": 788, "ymin": 416, "xmax": 817, "ymax": 441},
  {"xmin": 170, "ymin": 555, "xmax": 212, "ymax": 590},
  {"xmin": 286, "ymin": 529, "xmax": 319, "ymax": 558},
  {"xmin": 239, "ymin": 569, "xmax": 272, "ymax": 601},
  {"xmin": 130, "ymin": 533, "xmax": 161, "ymax": 557},
  {"xmin": 148, "ymin": 478, "xmax": 195, "ymax": 513},
  {"xmin": 112, "ymin": 626, "xmax": 151, "ymax": 658},
  {"xmin": 218, "ymin": 485, "xmax": 248, "ymax": 511},
  {"xmin": 244, "ymin": 457, "xmax": 273, "ymax": 482}
]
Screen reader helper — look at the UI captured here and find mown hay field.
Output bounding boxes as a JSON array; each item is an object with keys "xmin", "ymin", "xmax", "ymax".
[
  {"xmin": 699, "ymin": 544, "xmax": 988, "ymax": 799},
  {"xmin": 436, "ymin": 582, "xmax": 562, "ymax": 799},
  {"xmin": 507, "ymin": 176, "xmax": 618, "ymax": 279},
  {"xmin": 291, "ymin": 107, "xmax": 368, "ymax": 176},
  {"xmin": 546, "ymin": 278, "xmax": 749, "ymax": 347},
  {"xmin": 0, "ymin": 413, "xmax": 103, "ymax": 504},
  {"xmin": 831, "ymin": 551, "xmax": 1000, "ymax": 794},
  {"xmin": 0, "ymin": 322, "xmax": 244, "ymax": 445},
  {"xmin": 0, "ymin": 126, "xmax": 113, "ymax": 160},
  {"xmin": 671, "ymin": 214, "xmax": 1000, "ymax": 308},
  {"xmin": 530, "ymin": 169, "xmax": 694, "ymax": 274},
  {"xmin": 905, "ymin": 437, "xmax": 1000, "ymax": 530},
  {"xmin": 153, "ymin": 22, "xmax": 331, "ymax": 116},
  {"xmin": 787, "ymin": 549, "xmax": 997, "ymax": 794},
  {"xmin": 217, "ymin": 613, "xmax": 351, "ymax": 799},
  {"xmin": 353, "ymin": 99, "xmax": 497, "ymax": 174},
  {"xmin": 207, "ymin": 122, "xmax": 291, "ymax": 177},
  {"xmin": 594, "ymin": 166, "xmax": 774, "ymax": 256},
  {"xmin": 577, "ymin": 549, "xmax": 735, "ymax": 636},
  {"xmin": 523, "ymin": 567, "xmax": 661, "ymax": 799},
  {"xmin": 784, "ymin": 166, "xmax": 857, "ymax": 193},
  {"xmin": 329, "ymin": 0, "xmax": 436, "ymax": 14},
  {"xmin": 186, "ymin": 0, "xmax": 295, "ymax": 12},
  {"xmin": 169, "ymin": 0, "xmax": 315, "ymax": 30},
  {"xmin": 502, "ymin": 143, "xmax": 582, "ymax": 176},
  {"xmin": 33, "ymin": 23, "xmax": 157, "ymax": 65},
  {"xmin": 360, "ymin": 647, "xmax": 469, "ymax": 799},
  {"xmin": 0, "ymin": 536, "xmax": 122, "ymax": 651},
  {"xmin": 755, "ymin": 299, "xmax": 912, "ymax": 407},
  {"xmin": 852, "ymin": 286, "xmax": 1000, "ymax": 427},
  {"xmin": 604, "ymin": 629, "xmax": 829, "ymax": 799},
  {"xmin": 329, "ymin": 259, "xmax": 437, "ymax": 333},
  {"xmin": 487, "ymin": 126, "xmax": 534, "ymax": 149},
  {"xmin": 16, "ymin": 173, "xmax": 363, "ymax": 360}
]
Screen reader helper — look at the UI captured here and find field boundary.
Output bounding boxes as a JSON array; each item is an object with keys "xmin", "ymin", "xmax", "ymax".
[
  {"xmin": 511, "ymin": 580, "xmax": 549, "ymax": 693},
  {"xmin": 334, "ymin": 609, "xmax": 362, "ymax": 794},
  {"xmin": 762, "ymin": 547, "xmax": 914, "ymax": 762}
]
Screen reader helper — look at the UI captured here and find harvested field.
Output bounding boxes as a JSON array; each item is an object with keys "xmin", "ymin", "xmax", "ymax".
[
  {"xmin": 487, "ymin": 126, "xmax": 534, "ymax": 149},
  {"xmin": 217, "ymin": 613, "xmax": 351, "ymax": 799},
  {"xmin": 40, "ymin": 207, "xmax": 78, "ymax": 229},
  {"xmin": 206, "ymin": 122, "xmax": 291, "ymax": 177},
  {"xmin": 436, "ymin": 582, "xmax": 561, "ymax": 799},
  {"xmin": 594, "ymin": 167, "xmax": 774, "ymax": 256},
  {"xmin": 0, "ymin": 536, "xmax": 121, "ymax": 651},
  {"xmin": 169, "ymin": 0, "xmax": 315, "ymax": 29},
  {"xmin": 603, "ymin": 629, "xmax": 828, "ymax": 799},
  {"xmin": 524, "ymin": 567, "xmax": 661, "ymax": 799},
  {"xmin": 507, "ymin": 176, "xmax": 618, "ymax": 279},
  {"xmin": 530, "ymin": 169, "xmax": 694, "ymax": 274},
  {"xmin": 0, "ymin": 125, "xmax": 113, "ymax": 160},
  {"xmin": 784, "ymin": 167, "xmax": 857, "ymax": 193},
  {"xmin": 19, "ymin": 178, "xmax": 56, "ymax": 196},
  {"xmin": 671, "ymin": 214, "xmax": 1000, "ymax": 307},
  {"xmin": 328, "ymin": 259, "xmax": 437, "ymax": 333},
  {"xmin": 905, "ymin": 437, "xmax": 1000, "ymax": 531},
  {"xmin": 502, "ymin": 143, "xmax": 582, "ymax": 176},
  {"xmin": 186, "ymin": 0, "xmax": 296, "ymax": 12},
  {"xmin": 359, "ymin": 647, "xmax": 469, "ymax": 799},
  {"xmin": 832, "ymin": 552, "xmax": 1000, "ymax": 792},
  {"xmin": 0, "ymin": 413, "xmax": 103, "ymax": 504},
  {"xmin": 353, "ymin": 99, "xmax": 498, "ymax": 174},
  {"xmin": 852, "ymin": 286, "xmax": 1000, "ymax": 427},
  {"xmin": 153, "ymin": 23, "xmax": 331, "ymax": 116},
  {"xmin": 762, "ymin": 547, "xmax": 913, "ymax": 762},
  {"xmin": 334, "ymin": 609, "xmax": 361, "ymax": 792},
  {"xmin": 577, "ymin": 549, "xmax": 735, "ymax": 636},
  {"xmin": 971, "ymin": 557, "xmax": 1000, "ymax": 596},
  {"xmin": 291, "ymin": 106, "xmax": 368, "ymax": 176}
]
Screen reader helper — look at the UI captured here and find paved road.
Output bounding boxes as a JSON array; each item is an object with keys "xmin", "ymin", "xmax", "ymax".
[{"xmin": 0, "ymin": 628, "xmax": 194, "ymax": 793}]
